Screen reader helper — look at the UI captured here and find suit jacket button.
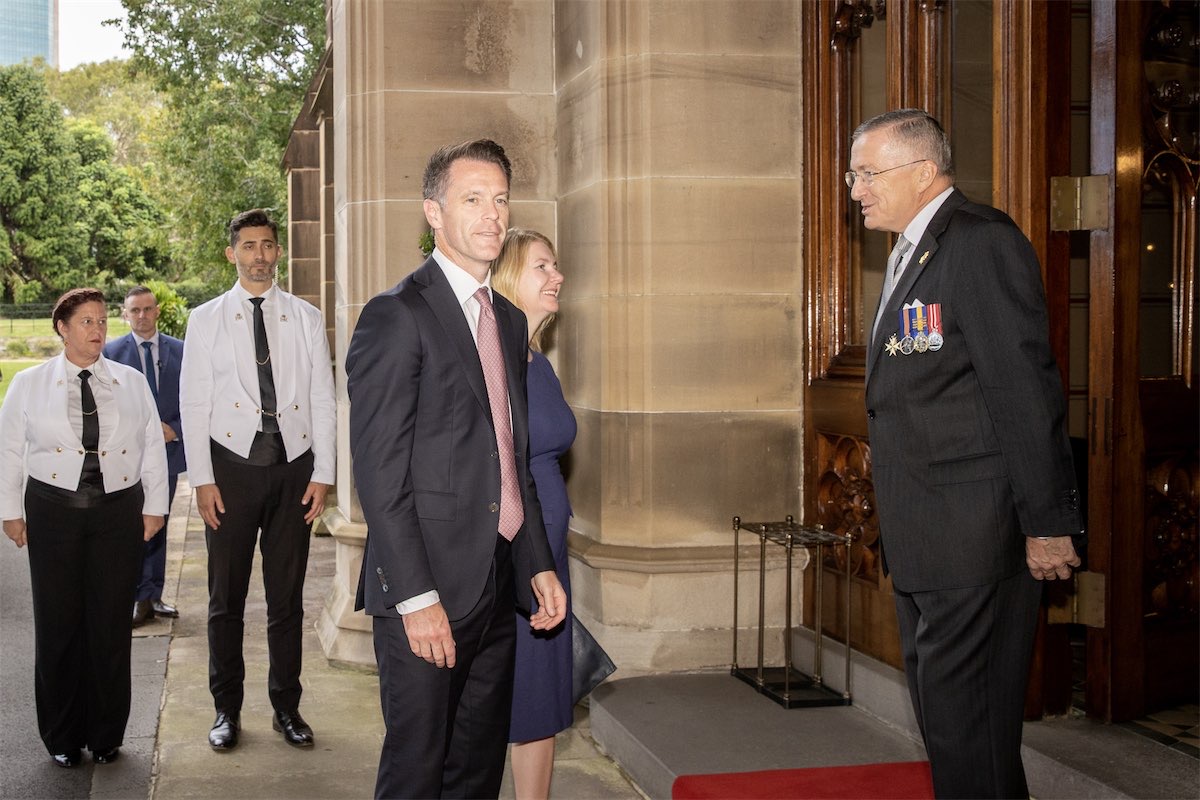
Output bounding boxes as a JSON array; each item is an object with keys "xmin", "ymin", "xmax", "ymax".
[
  {"xmin": 123, "ymin": 476, "xmax": 128, "ymax": 482},
  {"xmin": 51, "ymin": 472, "xmax": 57, "ymax": 479},
  {"xmin": 235, "ymin": 402, "xmax": 240, "ymax": 408},
  {"xmin": 78, "ymin": 449, "xmax": 84, "ymax": 455},
  {"xmin": 302, "ymin": 433, "xmax": 307, "ymax": 439},
  {"xmin": 101, "ymin": 450, "xmax": 107, "ymax": 456},
  {"xmin": 381, "ymin": 584, "xmax": 389, "ymax": 592},
  {"xmin": 56, "ymin": 447, "xmax": 62, "ymax": 453},
  {"xmin": 489, "ymin": 502, "xmax": 499, "ymax": 513},
  {"xmin": 376, "ymin": 567, "xmax": 383, "ymax": 574},
  {"xmin": 293, "ymin": 404, "xmax": 299, "ymax": 410},
  {"xmin": 226, "ymin": 432, "xmax": 232, "ymax": 437},
  {"xmin": 867, "ymin": 409, "xmax": 876, "ymax": 419},
  {"xmin": 121, "ymin": 449, "xmax": 127, "ymax": 454}
]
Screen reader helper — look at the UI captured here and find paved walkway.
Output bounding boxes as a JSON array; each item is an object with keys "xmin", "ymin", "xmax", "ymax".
[{"xmin": 1, "ymin": 477, "xmax": 642, "ymax": 799}]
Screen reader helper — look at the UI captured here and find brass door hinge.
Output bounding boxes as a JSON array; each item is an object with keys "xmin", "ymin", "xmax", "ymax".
[
  {"xmin": 1050, "ymin": 175, "xmax": 1110, "ymax": 231},
  {"xmin": 1046, "ymin": 570, "xmax": 1105, "ymax": 628}
]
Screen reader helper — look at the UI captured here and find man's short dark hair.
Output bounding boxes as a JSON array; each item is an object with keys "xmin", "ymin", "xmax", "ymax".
[
  {"xmin": 52, "ymin": 288, "xmax": 106, "ymax": 339},
  {"xmin": 228, "ymin": 209, "xmax": 279, "ymax": 248},
  {"xmin": 125, "ymin": 285, "xmax": 156, "ymax": 302},
  {"xmin": 422, "ymin": 139, "xmax": 512, "ymax": 205},
  {"xmin": 852, "ymin": 108, "xmax": 956, "ymax": 179}
]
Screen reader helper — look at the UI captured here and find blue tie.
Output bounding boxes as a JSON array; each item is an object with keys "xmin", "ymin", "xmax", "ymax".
[{"xmin": 141, "ymin": 341, "xmax": 159, "ymax": 400}]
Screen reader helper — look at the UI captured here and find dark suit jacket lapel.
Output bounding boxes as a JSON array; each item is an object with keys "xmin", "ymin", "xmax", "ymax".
[
  {"xmin": 867, "ymin": 188, "xmax": 966, "ymax": 383},
  {"xmin": 156, "ymin": 334, "xmax": 173, "ymax": 377},
  {"xmin": 414, "ymin": 257, "xmax": 493, "ymax": 421}
]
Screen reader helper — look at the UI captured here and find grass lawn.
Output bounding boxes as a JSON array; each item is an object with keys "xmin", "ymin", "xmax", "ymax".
[
  {"xmin": 0, "ymin": 315, "xmax": 131, "ymax": 338},
  {"xmin": 0, "ymin": 360, "xmax": 42, "ymax": 404}
]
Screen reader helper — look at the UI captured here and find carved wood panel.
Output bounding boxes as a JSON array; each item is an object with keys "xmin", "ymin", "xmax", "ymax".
[
  {"xmin": 1145, "ymin": 452, "xmax": 1199, "ymax": 617},
  {"xmin": 816, "ymin": 433, "xmax": 881, "ymax": 583}
]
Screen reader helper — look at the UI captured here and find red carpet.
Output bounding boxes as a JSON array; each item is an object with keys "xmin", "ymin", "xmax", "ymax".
[{"xmin": 671, "ymin": 760, "xmax": 933, "ymax": 799}]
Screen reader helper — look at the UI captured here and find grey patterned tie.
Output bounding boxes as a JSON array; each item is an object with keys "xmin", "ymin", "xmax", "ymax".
[{"xmin": 872, "ymin": 234, "xmax": 913, "ymax": 342}]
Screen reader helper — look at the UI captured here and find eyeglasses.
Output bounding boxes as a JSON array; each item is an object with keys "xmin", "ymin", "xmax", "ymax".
[{"xmin": 844, "ymin": 159, "xmax": 927, "ymax": 189}]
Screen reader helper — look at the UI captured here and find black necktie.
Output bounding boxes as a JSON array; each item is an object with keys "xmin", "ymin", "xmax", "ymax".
[
  {"xmin": 250, "ymin": 297, "xmax": 279, "ymax": 433},
  {"xmin": 141, "ymin": 341, "xmax": 159, "ymax": 400},
  {"xmin": 78, "ymin": 369, "xmax": 103, "ymax": 489}
]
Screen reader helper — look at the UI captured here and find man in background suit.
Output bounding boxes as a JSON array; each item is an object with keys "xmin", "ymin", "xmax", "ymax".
[
  {"xmin": 104, "ymin": 285, "xmax": 186, "ymax": 627},
  {"xmin": 852, "ymin": 109, "xmax": 1083, "ymax": 798},
  {"xmin": 346, "ymin": 139, "xmax": 566, "ymax": 799},
  {"xmin": 180, "ymin": 209, "xmax": 336, "ymax": 752}
]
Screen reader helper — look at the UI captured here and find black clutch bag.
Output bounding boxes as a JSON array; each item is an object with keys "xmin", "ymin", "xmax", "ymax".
[{"xmin": 571, "ymin": 613, "xmax": 616, "ymax": 704}]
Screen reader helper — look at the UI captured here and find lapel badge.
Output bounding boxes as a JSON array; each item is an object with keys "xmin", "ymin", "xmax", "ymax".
[
  {"xmin": 280, "ymin": 314, "xmax": 288, "ymax": 322},
  {"xmin": 918, "ymin": 251, "xmax": 931, "ymax": 265},
  {"xmin": 235, "ymin": 313, "xmax": 243, "ymax": 321},
  {"xmin": 56, "ymin": 379, "xmax": 64, "ymax": 386}
]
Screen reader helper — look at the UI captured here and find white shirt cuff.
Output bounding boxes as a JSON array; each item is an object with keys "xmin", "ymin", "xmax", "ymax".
[{"xmin": 395, "ymin": 590, "xmax": 439, "ymax": 616}]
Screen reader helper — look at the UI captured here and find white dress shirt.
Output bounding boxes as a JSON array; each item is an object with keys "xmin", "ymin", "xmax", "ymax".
[
  {"xmin": 131, "ymin": 331, "xmax": 161, "ymax": 383},
  {"xmin": 0, "ymin": 353, "xmax": 169, "ymax": 519}
]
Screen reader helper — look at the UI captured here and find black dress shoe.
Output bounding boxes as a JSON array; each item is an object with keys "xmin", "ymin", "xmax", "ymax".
[
  {"xmin": 132, "ymin": 599, "xmax": 153, "ymax": 628},
  {"xmin": 151, "ymin": 599, "xmax": 178, "ymax": 618},
  {"xmin": 93, "ymin": 746, "xmax": 120, "ymax": 764},
  {"xmin": 209, "ymin": 711, "xmax": 240, "ymax": 751},
  {"xmin": 272, "ymin": 709, "xmax": 314, "ymax": 747},
  {"xmin": 51, "ymin": 749, "xmax": 81, "ymax": 768}
]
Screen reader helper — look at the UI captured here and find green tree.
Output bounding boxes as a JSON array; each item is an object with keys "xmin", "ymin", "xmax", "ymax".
[
  {"xmin": 118, "ymin": 0, "xmax": 326, "ymax": 291},
  {"xmin": 143, "ymin": 279, "xmax": 188, "ymax": 338},
  {"xmin": 41, "ymin": 59, "xmax": 163, "ymax": 167},
  {"xmin": 69, "ymin": 119, "xmax": 171, "ymax": 289},
  {"xmin": 0, "ymin": 65, "xmax": 88, "ymax": 302}
]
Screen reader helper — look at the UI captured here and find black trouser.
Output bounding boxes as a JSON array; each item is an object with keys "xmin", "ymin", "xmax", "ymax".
[
  {"xmin": 894, "ymin": 569, "xmax": 1041, "ymax": 799},
  {"xmin": 25, "ymin": 479, "xmax": 144, "ymax": 754},
  {"xmin": 373, "ymin": 535, "xmax": 516, "ymax": 800},
  {"xmin": 135, "ymin": 472, "xmax": 179, "ymax": 602},
  {"xmin": 206, "ymin": 441, "xmax": 314, "ymax": 714}
]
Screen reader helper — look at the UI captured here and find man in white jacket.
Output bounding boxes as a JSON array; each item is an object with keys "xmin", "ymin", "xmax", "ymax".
[{"xmin": 180, "ymin": 209, "xmax": 336, "ymax": 753}]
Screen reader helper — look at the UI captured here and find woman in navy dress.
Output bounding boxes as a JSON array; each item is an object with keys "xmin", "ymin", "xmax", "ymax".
[{"xmin": 491, "ymin": 228, "xmax": 574, "ymax": 799}]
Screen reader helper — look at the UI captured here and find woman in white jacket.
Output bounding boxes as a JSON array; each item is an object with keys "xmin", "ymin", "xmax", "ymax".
[{"xmin": 0, "ymin": 288, "xmax": 168, "ymax": 769}]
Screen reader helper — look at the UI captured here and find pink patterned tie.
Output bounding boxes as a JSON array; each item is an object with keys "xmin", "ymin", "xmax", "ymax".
[{"xmin": 474, "ymin": 288, "xmax": 524, "ymax": 540}]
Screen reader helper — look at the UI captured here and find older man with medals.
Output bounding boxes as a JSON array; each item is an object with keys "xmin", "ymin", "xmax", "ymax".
[{"xmin": 850, "ymin": 109, "xmax": 1084, "ymax": 799}]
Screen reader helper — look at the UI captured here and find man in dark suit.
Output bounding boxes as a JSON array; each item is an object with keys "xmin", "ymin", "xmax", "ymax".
[
  {"xmin": 852, "ymin": 109, "xmax": 1083, "ymax": 799},
  {"xmin": 104, "ymin": 286, "xmax": 186, "ymax": 626},
  {"xmin": 346, "ymin": 139, "xmax": 566, "ymax": 799}
]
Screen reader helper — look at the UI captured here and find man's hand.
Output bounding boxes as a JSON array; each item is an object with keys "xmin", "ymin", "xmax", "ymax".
[
  {"xmin": 1026, "ymin": 535, "xmax": 1081, "ymax": 581},
  {"xmin": 529, "ymin": 571, "xmax": 567, "ymax": 631},
  {"xmin": 3, "ymin": 518, "xmax": 26, "ymax": 548},
  {"xmin": 161, "ymin": 422, "xmax": 177, "ymax": 443},
  {"xmin": 143, "ymin": 514, "xmax": 165, "ymax": 542},
  {"xmin": 196, "ymin": 483, "xmax": 225, "ymax": 529},
  {"xmin": 402, "ymin": 602, "xmax": 456, "ymax": 668},
  {"xmin": 301, "ymin": 482, "xmax": 330, "ymax": 524}
]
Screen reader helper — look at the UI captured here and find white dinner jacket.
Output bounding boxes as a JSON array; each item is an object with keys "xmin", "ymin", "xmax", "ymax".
[
  {"xmin": 180, "ymin": 283, "xmax": 336, "ymax": 487},
  {"xmin": 0, "ymin": 354, "xmax": 170, "ymax": 520}
]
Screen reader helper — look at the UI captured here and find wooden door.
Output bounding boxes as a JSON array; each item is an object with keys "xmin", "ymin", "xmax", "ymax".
[
  {"xmin": 801, "ymin": 0, "xmax": 1075, "ymax": 678},
  {"xmin": 1085, "ymin": 0, "xmax": 1199, "ymax": 722}
]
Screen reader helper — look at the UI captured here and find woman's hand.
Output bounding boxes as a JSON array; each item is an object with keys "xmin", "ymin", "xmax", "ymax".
[
  {"xmin": 3, "ymin": 518, "xmax": 27, "ymax": 548},
  {"xmin": 142, "ymin": 515, "xmax": 165, "ymax": 542}
]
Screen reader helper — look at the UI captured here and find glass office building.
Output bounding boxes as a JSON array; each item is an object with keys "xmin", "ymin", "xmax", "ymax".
[{"xmin": 0, "ymin": 0, "xmax": 58, "ymax": 67}]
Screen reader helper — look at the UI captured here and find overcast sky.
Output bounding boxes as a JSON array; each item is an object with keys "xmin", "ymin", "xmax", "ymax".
[{"xmin": 58, "ymin": 0, "xmax": 130, "ymax": 70}]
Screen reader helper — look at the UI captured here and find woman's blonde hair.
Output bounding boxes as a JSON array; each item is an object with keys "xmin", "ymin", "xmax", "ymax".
[{"xmin": 490, "ymin": 227, "xmax": 558, "ymax": 351}]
